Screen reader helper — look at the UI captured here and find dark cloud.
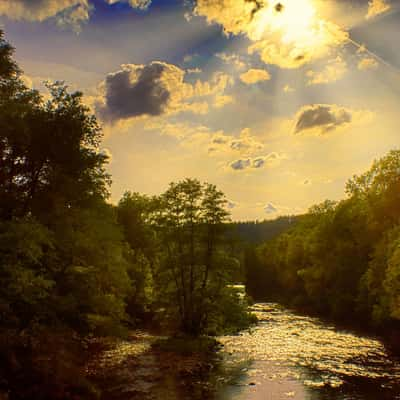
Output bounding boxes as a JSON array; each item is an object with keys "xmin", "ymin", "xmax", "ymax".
[
  {"xmin": 230, "ymin": 159, "xmax": 251, "ymax": 170},
  {"xmin": 230, "ymin": 156, "xmax": 272, "ymax": 171},
  {"xmin": 230, "ymin": 141, "xmax": 246, "ymax": 150},
  {"xmin": 213, "ymin": 136, "xmax": 229, "ymax": 144},
  {"xmin": 99, "ymin": 62, "xmax": 171, "ymax": 122},
  {"xmin": 294, "ymin": 104, "xmax": 352, "ymax": 134},
  {"xmin": 252, "ymin": 158, "xmax": 265, "ymax": 168}
]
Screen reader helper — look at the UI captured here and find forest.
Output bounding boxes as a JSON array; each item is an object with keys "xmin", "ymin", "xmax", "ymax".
[
  {"xmin": 0, "ymin": 31, "xmax": 255, "ymax": 399},
  {"xmin": 1, "ymin": 27, "xmax": 400, "ymax": 400},
  {"xmin": 245, "ymin": 149, "xmax": 400, "ymax": 338}
]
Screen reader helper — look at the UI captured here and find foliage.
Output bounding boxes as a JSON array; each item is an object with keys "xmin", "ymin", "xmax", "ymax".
[
  {"xmin": 245, "ymin": 150, "xmax": 400, "ymax": 327},
  {"xmin": 229, "ymin": 216, "xmax": 299, "ymax": 244},
  {"xmin": 149, "ymin": 179, "xmax": 249, "ymax": 335},
  {"xmin": 0, "ymin": 30, "xmax": 129, "ymax": 399},
  {"xmin": 116, "ymin": 191, "xmax": 157, "ymax": 323}
]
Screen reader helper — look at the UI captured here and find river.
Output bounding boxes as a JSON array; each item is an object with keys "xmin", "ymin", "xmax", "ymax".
[
  {"xmin": 88, "ymin": 303, "xmax": 400, "ymax": 399},
  {"xmin": 217, "ymin": 303, "xmax": 400, "ymax": 399}
]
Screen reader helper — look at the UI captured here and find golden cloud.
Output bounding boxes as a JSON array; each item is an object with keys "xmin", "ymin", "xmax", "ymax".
[
  {"xmin": 210, "ymin": 128, "xmax": 264, "ymax": 156},
  {"xmin": 240, "ymin": 68, "xmax": 271, "ymax": 84},
  {"xmin": 358, "ymin": 57, "xmax": 379, "ymax": 71},
  {"xmin": 216, "ymin": 52, "xmax": 247, "ymax": 70},
  {"xmin": 366, "ymin": 0, "xmax": 391, "ymax": 19},
  {"xmin": 106, "ymin": 0, "xmax": 152, "ymax": 10},
  {"xmin": 214, "ymin": 94, "xmax": 235, "ymax": 108},
  {"xmin": 0, "ymin": 0, "xmax": 152, "ymax": 30},
  {"xmin": 194, "ymin": 0, "xmax": 349, "ymax": 69},
  {"xmin": 306, "ymin": 56, "xmax": 347, "ymax": 85},
  {"xmin": 97, "ymin": 63, "xmax": 233, "ymax": 123},
  {"xmin": 0, "ymin": 0, "xmax": 91, "ymax": 29}
]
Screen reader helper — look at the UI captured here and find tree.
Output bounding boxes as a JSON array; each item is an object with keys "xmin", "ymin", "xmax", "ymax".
[
  {"xmin": 0, "ymin": 30, "xmax": 18, "ymax": 78},
  {"xmin": 152, "ymin": 179, "xmax": 241, "ymax": 335},
  {"xmin": 248, "ymin": 149, "xmax": 400, "ymax": 327},
  {"xmin": 117, "ymin": 192, "xmax": 157, "ymax": 323},
  {"xmin": 0, "ymin": 31, "xmax": 132, "ymax": 399}
]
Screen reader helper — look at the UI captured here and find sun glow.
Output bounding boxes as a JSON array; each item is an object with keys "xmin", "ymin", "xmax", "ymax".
[
  {"xmin": 245, "ymin": 0, "xmax": 348, "ymax": 68},
  {"xmin": 258, "ymin": 0, "xmax": 316, "ymax": 41}
]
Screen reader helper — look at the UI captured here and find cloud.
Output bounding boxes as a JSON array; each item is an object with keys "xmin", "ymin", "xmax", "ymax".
[
  {"xmin": 216, "ymin": 52, "xmax": 247, "ymax": 70},
  {"xmin": 294, "ymin": 104, "xmax": 353, "ymax": 134},
  {"xmin": 264, "ymin": 203, "xmax": 278, "ymax": 214},
  {"xmin": 230, "ymin": 159, "xmax": 251, "ymax": 170},
  {"xmin": 240, "ymin": 68, "xmax": 271, "ymax": 84},
  {"xmin": 144, "ymin": 121, "xmax": 221, "ymax": 143},
  {"xmin": 194, "ymin": 0, "xmax": 349, "ymax": 69},
  {"xmin": 214, "ymin": 94, "xmax": 235, "ymax": 108},
  {"xmin": 0, "ymin": 0, "xmax": 152, "ymax": 29},
  {"xmin": 98, "ymin": 62, "xmax": 174, "ymax": 121},
  {"xmin": 366, "ymin": 0, "xmax": 391, "ymax": 19},
  {"xmin": 0, "ymin": 0, "xmax": 91, "ymax": 29},
  {"xmin": 358, "ymin": 57, "xmax": 379, "ymax": 71},
  {"xmin": 97, "ymin": 63, "xmax": 232, "ymax": 122},
  {"xmin": 191, "ymin": 71, "xmax": 233, "ymax": 97},
  {"xmin": 306, "ymin": 56, "xmax": 347, "ymax": 85},
  {"xmin": 187, "ymin": 68, "xmax": 202, "ymax": 74},
  {"xmin": 252, "ymin": 157, "xmax": 266, "ymax": 168},
  {"xmin": 106, "ymin": 0, "xmax": 152, "ymax": 10},
  {"xmin": 210, "ymin": 128, "xmax": 264, "ymax": 155},
  {"xmin": 229, "ymin": 153, "xmax": 286, "ymax": 171}
]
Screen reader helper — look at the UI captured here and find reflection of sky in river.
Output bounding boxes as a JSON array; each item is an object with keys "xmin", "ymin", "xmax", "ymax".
[{"xmin": 218, "ymin": 303, "xmax": 400, "ymax": 400}]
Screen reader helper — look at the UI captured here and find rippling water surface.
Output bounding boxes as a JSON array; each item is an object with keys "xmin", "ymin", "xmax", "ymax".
[
  {"xmin": 88, "ymin": 304, "xmax": 400, "ymax": 399},
  {"xmin": 217, "ymin": 303, "xmax": 400, "ymax": 400}
]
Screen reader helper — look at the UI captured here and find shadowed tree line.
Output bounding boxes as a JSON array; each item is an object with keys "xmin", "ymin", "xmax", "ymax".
[
  {"xmin": 228, "ymin": 217, "xmax": 299, "ymax": 245},
  {"xmin": 0, "ymin": 32, "xmax": 253, "ymax": 400},
  {"xmin": 245, "ymin": 150, "xmax": 400, "ymax": 341}
]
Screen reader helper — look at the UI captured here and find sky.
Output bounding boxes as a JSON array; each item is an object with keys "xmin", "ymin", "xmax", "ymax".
[{"xmin": 1, "ymin": 0, "xmax": 399, "ymax": 220}]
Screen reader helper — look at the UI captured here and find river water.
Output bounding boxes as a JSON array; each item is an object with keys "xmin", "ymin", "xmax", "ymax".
[
  {"xmin": 217, "ymin": 303, "xmax": 400, "ymax": 400},
  {"xmin": 88, "ymin": 303, "xmax": 400, "ymax": 399}
]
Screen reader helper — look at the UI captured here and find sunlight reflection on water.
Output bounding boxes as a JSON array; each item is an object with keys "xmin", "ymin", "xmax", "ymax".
[{"xmin": 218, "ymin": 303, "xmax": 400, "ymax": 400}]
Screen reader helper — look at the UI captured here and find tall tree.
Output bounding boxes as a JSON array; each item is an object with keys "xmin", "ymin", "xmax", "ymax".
[{"xmin": 153, "ymin": 179, "xmax": 237, "ymax": 335}]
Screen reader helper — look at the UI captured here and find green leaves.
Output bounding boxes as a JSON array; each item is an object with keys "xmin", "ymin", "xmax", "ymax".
[
  {"xmin": 148, "ymin": 179, "xmax": 243, "ymax": 335},
  {"xmin": 250, "ymin": 149, "xmax": 400, "ymax": 325}
]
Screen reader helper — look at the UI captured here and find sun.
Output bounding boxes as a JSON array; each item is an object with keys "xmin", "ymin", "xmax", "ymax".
[
  {"xmin": 252, "ymin": 0, "xmax": 318, "ymax": 43},
  {"xmin": 245, "ymin": 0, "xmax": 347, "ymax": 68}
]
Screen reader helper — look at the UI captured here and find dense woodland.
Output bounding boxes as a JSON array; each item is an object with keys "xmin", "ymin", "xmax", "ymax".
[
  {"xmin": 1, "ymin": 27, "xmax": 400, "ymax": 400},
  {"xmin": 245, "ymin": 150, "xmax": 400, "ymax": 339},
  {"xmin": 0, "ymin": 32, "xmax": 253, "ymax": 399},
  {"xmin": 229, "ymin": 217, "xmax": 298, "ymax": 245}
]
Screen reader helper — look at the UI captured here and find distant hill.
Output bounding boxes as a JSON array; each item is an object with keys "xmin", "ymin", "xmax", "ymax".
[{"xmin": 228, "ymin": 216, "xmax": 301, "ymax": 244}]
